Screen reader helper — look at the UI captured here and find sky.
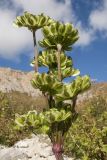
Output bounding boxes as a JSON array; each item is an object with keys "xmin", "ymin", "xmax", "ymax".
[{"xmin": 0, "ymin": 0, "xmax": 107, "ymax": 82}]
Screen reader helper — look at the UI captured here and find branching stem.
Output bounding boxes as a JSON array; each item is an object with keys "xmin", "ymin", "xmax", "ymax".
[
  {"xmin": 32, "ymin": 30, "xmax": 38, "ymax": 72},
  {"xmin": 48, "ymin": 95, "xmax": 53, "ymax": 108},
  {"xmin": 57, "ymin": 44, "xmax": 62, "ymax": 81},
  {"xmin": 72, "ymin": 96, "xmax": 77, "ymax": 113}
]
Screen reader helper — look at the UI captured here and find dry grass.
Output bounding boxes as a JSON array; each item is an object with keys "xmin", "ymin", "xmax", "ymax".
[
  {"xmin": 6, "ymin": 91, "xmax": 48, "ymax": 113},
  {"xmin": 0, "ymin": 91, "xmax": 48, "ymax": 146}
]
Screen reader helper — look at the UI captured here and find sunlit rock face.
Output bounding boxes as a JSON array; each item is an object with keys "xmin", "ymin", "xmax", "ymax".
[
  {"xmin": 0, "ymin": 67, "xmax": 41, "ymax": 97},
  {"xmin": 1, "ymin": 67, "xmax": 106, "ymax": 103},
  {"xmin": 0, "ymin": 134, "xmax": 73, "ymax": 160}
]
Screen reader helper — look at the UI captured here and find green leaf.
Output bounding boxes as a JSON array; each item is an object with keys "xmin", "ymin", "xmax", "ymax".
[
  {"xmin": 15, "ymin": 115, "xmax": 27, "ymax": 127},
  {"xmin": 39, "ymin": 22, "xmax": 79, "ymax": 51},
  {"xmin": 13, "ymin": 12, "xmax": 55, "ymax": 31},
  {"xmin": 40, "ymin": 125, "xmax": 50, "ymax": 134},
  {"xmin": 31, "ymin": 72, "xmax": 63, "ymax": 94},
  {"xmin": 101, "ymin": 145, "xmax": 107, "ymax": 153},
  {"xmin": 72, "ymin": 69, "xmax": 80, "ymax": 76}
]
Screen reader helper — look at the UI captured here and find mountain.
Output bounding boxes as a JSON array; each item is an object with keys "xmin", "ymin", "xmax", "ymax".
[
  {"xmin": 0, "ymin": 67, "xmax": 41, "ymax": 97},
  {"xmin": 0, "ymin": 67, "xmax": 107, "ymax": 104},
  {"xmin": 77, "ymin": 82, "xmax": 107, "ymax": 103}
]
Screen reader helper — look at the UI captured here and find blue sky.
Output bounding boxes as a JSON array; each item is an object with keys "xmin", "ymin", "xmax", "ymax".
[{"xmin": 0, "ymin": 0, "xmax": 107, "ymax": 82}]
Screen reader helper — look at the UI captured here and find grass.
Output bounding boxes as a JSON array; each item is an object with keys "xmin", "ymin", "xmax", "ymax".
[{"xmin": 0, "ymin": 91, "xmax": 47, "ymax": 146}]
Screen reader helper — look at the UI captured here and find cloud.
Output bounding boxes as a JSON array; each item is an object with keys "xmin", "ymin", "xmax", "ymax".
[
  {"xmin": 89, "ymin": 0, "xmax": 107, "ymax": 35},
  {"xmin": 76, "ymin": 0, "xmax": 107, "ymax": 46},
  {"xmin": 14, "ymin": 0, "xmax": 96, "ymax": 47},
  {"xmin": 0, "ymin": 0, "xmax": 107, "ymax": 60},
  {"xmin": 13, "ymin": 0, "xmax": 74, "ymax": 22},
  {"xmin": 75, "ymin": 22, "xmax": 95, "ymax": 46},
  {"xmin": 0, "ymin": 0, "xmax": 75, "ymax": 59},
  {"xmin": 0, "ymin": 9, "xmax": 32, "ymax": 59}
]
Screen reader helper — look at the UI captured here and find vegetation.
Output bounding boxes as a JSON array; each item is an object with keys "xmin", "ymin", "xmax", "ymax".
[
  {"xmin": 13, "ymin": 12, "xmax": 91, "ymax": 160},
  {"xmin": 0, "ymin": 93, "xmax": 107, "ymax": 159},
  {"xmin": 64, "ymin": 96, "xmax": 107, "ymax": 160},
  {"xmin": 0, "ymin": 91, "xmax": 46, "ymax": 146}
]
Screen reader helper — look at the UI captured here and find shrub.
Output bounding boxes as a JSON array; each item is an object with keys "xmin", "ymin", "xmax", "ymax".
[
  {"xmin": 64, "ymin": 96, "xmax": 107, "ymax": 160},
  {"xmin": 0, "ymin": 91, "xmax": 45, "ymax": 146}
]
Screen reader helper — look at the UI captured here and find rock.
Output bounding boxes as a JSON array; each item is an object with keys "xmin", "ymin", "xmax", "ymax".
[
  {"xmin": 0, "ymin": 134, "xmax": 73, "ymax": 160},
  {"xmin": 15, "ymin": 141, "xmax": 29, "ymax": 148},
  {"xmin": 0, "ymin": 145, "xmax": 7, "ymax": 150},
  {"xmin": 39, "ymin": 146, "xmax": 53, "ymax": 157},
  {"xmin": 0, "ymin": 67, "xmax": 41, "ymax": 97},
  {"xmin": 47, "ymin": 155, "xmax": 56, "ymax": 160},
  {"xmin": 0, "ymin": 148, "xmax": 28, "ymax": 160}
]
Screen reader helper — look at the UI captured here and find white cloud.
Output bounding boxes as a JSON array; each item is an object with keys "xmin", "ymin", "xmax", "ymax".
[
  {"xmin": 76, "ymin": 22, "xmax": 95, "ymax": 46},
  {"xmin": 0, "ymin": 0, "xmax": 75, "ymax": 59},
  {"xmin": 13, "ymin": 0, "xmax": 99, "ymax": 47},
  {"xmin": 76, "ymin": 0, "xmax": 107, "ymax": 46},
  {"xmin": 0, "ymin": 0, "xmax": 107, "ymax": 60},
  {"xmin": 0, "ymin": 9, "xmax": 32, "ymax": 59},
  {"xmin": 89, "ymin": 0, "xmax": 107, "ymax": 33},
  {"xmin": 13, "ymin": 0, "xmax": 74, "ymax": 22}
]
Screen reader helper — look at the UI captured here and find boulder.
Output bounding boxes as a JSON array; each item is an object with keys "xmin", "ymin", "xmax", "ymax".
[{"xmin": 0, "ymin": 134, "xmax": 73, "ymax": 160}]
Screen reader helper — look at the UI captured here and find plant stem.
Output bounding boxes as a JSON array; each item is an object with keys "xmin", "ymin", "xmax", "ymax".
[
  {"xmin": 32, "ymin": 30, "xmax": 38, "ymax": 72},
  {"xmin": 72, "ymin": 96, "xmax": 77, "ymax": 113},
  {"xmin": 55, "ymin": 152, "xmax": 64, "ymax": 160},
  {"xmin": 51, "ymin": 131, "xmax": 64, "ymax": 160},
  {"xmin": 52, "ymin": 143, "xmax": 64, "ymax": 160},
  {"xmin": 72, "ymin": 96, "xmax": 78, "ymax": 122},
  {"xmin": 48, "ymin": 95, "xmax": 53, "ymax": 108},
  {"xmin": 57, "ymin": 44, "xmax": 62, "ymax": 81}
]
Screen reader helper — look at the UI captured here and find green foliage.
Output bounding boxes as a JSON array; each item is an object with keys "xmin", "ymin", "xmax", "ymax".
[
  {"xmin": 39, "ymin": 22, "xmax": 79, "ymax": 50},
  {"xmin": 13, "ymin": 12, "xmax": 55, "ymax": 31},
  {"xmin": 31, "ymin": 49, "xmax": 80, "ymax": 79},
  {"xmin": 13, "ymin": 12, "xmax": 91, "ymax": 160},
  {"xmin": 55, "ymin": 75, "xmax": 91, "ymax": 102},
  {"xmin": 31, "ymin": 74, "xmax": 90, "ymax": 102},
  {"xmin": 0, "ymin": 91, "xmax": 46, "ymax": 146},
  {"xmin": 15, "ymin": 108, "xmax": 72, "ymax": 134},
  {"xmin": 0, "ymin": 92, "xmax": 13, "ymax": 119},
  {"xmin": 64, "ymin": 96, "xmax": 107, "ymax": 160},
  {"xmin": 31, "ymin": 72, "xmax": 63, "ymax": 94}
]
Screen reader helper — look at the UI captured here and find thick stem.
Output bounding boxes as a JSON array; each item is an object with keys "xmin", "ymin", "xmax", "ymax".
[
  {"xmin": 48, "ymin": 95, "xmax": 53, "ymax": 108},
  {"xmin": 51, "ymin": 131, "xmax": 64, "ymax": 160},
  {"xmin": 32, "ymin": 30, "xmax": 38, "ymax": 72},
  {"xmin": 72, "ymin": 96, "xmax": 77, "ymax": 113},
  {"xmin": 71, "ymin": 96, "xmax": 78, "ymax": 122},
  {"xmin": 42, "ymin": 93, "xmax": 50, "ymax": 109},
  {"xmin": 52, "ymin": 143, "xmax": 64, "ymax": 160},
  {"xmin": 100, "ymin": 152, "xmax": 105, "ymax": 160},
  {"xmin": 57, "ymin": 44, "xmax": 62, "ymax": 81}
]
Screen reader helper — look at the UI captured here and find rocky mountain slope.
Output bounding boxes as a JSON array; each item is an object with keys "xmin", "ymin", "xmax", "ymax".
[
  {"xmin": 0, "ymin": 67, "xmax": 107, "ymax": 102},
  {"xmin": 0, "ymin": 67, "xmax": 41, "ymax": 97}
]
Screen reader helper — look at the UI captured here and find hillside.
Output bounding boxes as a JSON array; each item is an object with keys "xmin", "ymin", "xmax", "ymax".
[
  {"xmin": 0, "ymin": 67, "xmax": 41, "ymax": 97},
  {"xmin": 77, "ymin": 82, "xmax": 107, "ymax": 103},
  {"xmin": 0, "ymin": 67, "xmax": 107, "ymax": 104},
  {"xmin": 0, "ymin": 67, "xmax": 48, "ymax": 112}
]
